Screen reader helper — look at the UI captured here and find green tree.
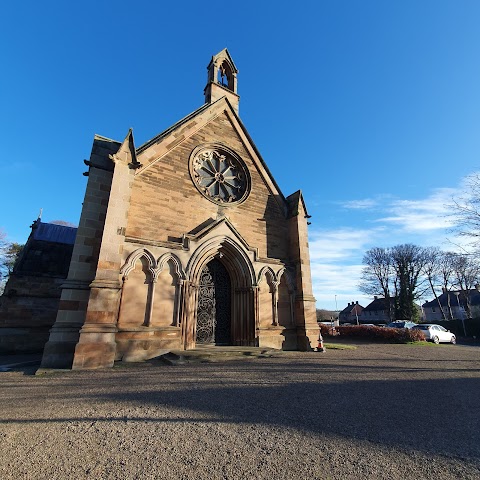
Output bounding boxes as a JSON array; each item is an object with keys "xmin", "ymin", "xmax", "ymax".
[
  {"xmin": 0, "ymin": 229, "xmax": 24, "ymax": 294},
  {"xmin": 391, "ymin": 244, "xmax": 428, "ymax": 320}
]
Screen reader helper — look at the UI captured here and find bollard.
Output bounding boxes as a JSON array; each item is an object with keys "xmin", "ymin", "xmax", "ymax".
[{"xmin": 316, "ymin": 333, "xmax": 326, "ymax": 352}]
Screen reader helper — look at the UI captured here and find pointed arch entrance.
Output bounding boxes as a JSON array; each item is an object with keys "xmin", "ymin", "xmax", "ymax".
[
  {"xmin": 196, "ymin": 259, "xmax": 231, "ymax": 345},
  {"xmin": 184, "ymin": 236, "xmax": 256, "ymax": 349}
]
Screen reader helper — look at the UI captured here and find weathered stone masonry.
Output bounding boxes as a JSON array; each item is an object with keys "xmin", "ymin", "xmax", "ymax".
[{"xmin": 37, "ymin": 48, "xmax": 320, "ymax": 369}]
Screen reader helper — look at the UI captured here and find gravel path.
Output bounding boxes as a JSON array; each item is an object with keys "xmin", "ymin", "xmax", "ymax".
[{"xmin": 1, "ymin": 343, "xmax": 479, "ymax": 479}]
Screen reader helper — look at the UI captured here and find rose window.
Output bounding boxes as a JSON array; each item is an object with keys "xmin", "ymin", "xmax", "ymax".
[{"xmin": 190, "ymin": 146, "xmax": 249, "ymax": 204}]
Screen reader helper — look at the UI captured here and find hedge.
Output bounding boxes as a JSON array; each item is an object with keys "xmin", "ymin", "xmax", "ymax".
[{"xmin": 319, "ymin": 324, "xmax": 426, "ymax": 343}]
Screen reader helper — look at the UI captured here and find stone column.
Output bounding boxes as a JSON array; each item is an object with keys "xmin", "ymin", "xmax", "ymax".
[
  {"xmin": 184, "ymin": 283, "xmax": 198, "ymax": 350},
  {"xmin": 272, "ymin": 282, "xmax": 279, "ymax": 326},
  {"xmin": 72, "ymin": 131, "xmax": 137, "ymax": 369},
  {"xmin": 287, "ymin": 192, "xmax": 319, "ymax": 351},
  {"xmin": 248, "ymin": 286, "xmax": 257, "ymax": 346},
  {"xmin": 253, "ymin": 285, "xmax": 260, "ymax": 344},
  {"xmin": 41, "ymin": 137, "xmax": 118, "ymax": 369},
  {"xmin": 145, "ymin": 279, "xmax": 156, "ymax": 327},
  {"xmin": 173, "ymin": 280, "xmax": 184, "ymax": 327}
]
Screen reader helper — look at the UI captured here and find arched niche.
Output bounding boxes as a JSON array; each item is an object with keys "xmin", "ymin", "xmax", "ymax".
[
  {"xmin": 276, "ymin": 267, "xmax": 296, "ymax": 293},
  {"xmin": 258, "ymin": 267, "xmax": 276, "ymax": 327},
  {"xmin": 121, "ymin": 248, "xmax": 156, "ymax": 278},
  {"xmin": 118, "ymin": 253, "xmax": 153, "ymax": 327},
  {"xmin": 277, "ymin": 273, "xmax": 291, "ymax": 327},
  {"xmin": 151, "ymin": 254, "xmax": 185, "ymax": 327}
]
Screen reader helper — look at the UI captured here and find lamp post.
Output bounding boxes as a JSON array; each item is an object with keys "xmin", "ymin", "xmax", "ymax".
[
  {"xmin": 454, "ymin": 292, "xmax": 467, "ymax": 337},
  {"xmin": 334, "ymin": 295, "xmax": 338, "ymax": 328}
]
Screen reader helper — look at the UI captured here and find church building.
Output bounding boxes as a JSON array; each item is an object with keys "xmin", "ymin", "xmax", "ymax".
[{"xmin": 39, "ymin": 49, "xmax": 319, "ymax": 369}]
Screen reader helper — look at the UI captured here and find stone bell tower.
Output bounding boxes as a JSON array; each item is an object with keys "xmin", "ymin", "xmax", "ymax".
[{"xmin": 204, "ymin": 48, "xmax": 240, "ymax": 114}]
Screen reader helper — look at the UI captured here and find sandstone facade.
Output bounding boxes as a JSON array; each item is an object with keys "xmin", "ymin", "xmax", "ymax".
[{"xmin": 39, "ymin": 49, "xmax": 319, "ymax": 369}]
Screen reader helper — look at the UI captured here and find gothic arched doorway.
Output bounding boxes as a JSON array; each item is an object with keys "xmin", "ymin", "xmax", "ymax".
[{"xmin": 195, "ymin": 258, "xmax": 231, "ymax": 345}]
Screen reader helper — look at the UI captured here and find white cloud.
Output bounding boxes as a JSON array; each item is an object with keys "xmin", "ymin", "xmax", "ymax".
[
  {"xmin": 341, "ymin": 198, "xmax": 378, "ymax": 210},
  {"xmin": 308, "ymin": 229, "xmax": 376, "ymax": 309},
  {"xmin": 376, "ymin": 188, "xmax": 458, "ymax": 233},
  {"xmin": 309, "ymin": 227, "xmax": 380, "ymax": 262},
  {"xmin": 311, "ymin": 263, "xmax": 369, "ymax": 307},
  {"xmin": 308, "ymin": 175, "xmax": 479, "ymax": 310}
]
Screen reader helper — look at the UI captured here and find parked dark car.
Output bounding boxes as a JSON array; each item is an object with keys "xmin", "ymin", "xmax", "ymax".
[{"xmin": 386, "ymin": 321, "xmax": 417, "ymax": 329}]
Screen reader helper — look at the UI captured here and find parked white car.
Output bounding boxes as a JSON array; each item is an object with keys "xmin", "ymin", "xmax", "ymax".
[{"xmin": 412, "ymin": 324, "xmax": 456, "ymax": 344}]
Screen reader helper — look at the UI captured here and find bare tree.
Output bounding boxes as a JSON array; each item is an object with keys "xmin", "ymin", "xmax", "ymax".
[
  {"xmin": 3, "ymin": 243, "xmax": 23, "ymax": 275},
  {"xmin": 360, "ymin": 244, "xmax": 430, "ymax": 321},
  {"xmin": 422, "ymin": 247, "xmax": 447, "ymax": 321},
  {"xmin": 438, "ymin": 252, "xmax": 457, "ymax": 320},
  {"xmin": 359, "ymin": 247, "xmax": 395, "ymax": 321},
  {"xmin": 450, "ymin": 173, "xmax": 480, "ymax": 246},
  {"xmin": 316, "ymin": 309, "xmax": 336, "ymax": 321},
  {"xmin": 0, "ymin": 229, "xmax": 8, "ymax": 286},
  {"xmin": 450, "ymin": 254, "xmax": 480, "ymax": 319}
]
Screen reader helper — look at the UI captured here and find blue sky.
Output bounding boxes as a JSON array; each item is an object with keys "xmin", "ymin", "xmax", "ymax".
[{"xmin": 1, "ymin": 1, "xmax": 480, "ymax": 310}]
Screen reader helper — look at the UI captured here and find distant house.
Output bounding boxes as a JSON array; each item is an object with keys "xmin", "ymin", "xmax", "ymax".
[
  {"xmin": 362, "ymin": 296, "xmax": 395, "ymax": 324},
  {"xmin": 339, "ymin": 301, "xmax": 364, "ymax": 324},
  {"xmin": 422, "ymin": 287, "xmax": 480, "ymax": 322}
]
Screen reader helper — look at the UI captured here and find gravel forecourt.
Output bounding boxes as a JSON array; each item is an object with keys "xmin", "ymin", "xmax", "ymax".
[{"xmin": 1, "ymin": 342, "xmax": 479, "ymax": 480}]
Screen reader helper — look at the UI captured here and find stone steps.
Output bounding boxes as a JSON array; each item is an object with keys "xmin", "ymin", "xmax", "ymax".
[{"xmin": 150, "ymin": 347, "xmax": 280, "ymax": 365}]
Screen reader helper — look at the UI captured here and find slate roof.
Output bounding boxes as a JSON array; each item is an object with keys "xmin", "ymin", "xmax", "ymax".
[
  {"xmin": 134, "ymin": 96, "xmax": 289, "ymax": 211},
  {"xmin": 96, "ymin": 95, "xmax": 299, "ymax": 216},
  {"xmin": 363, "ymin": 297, "xmax": 395, "ymax": 312},
  {"xmin": 339, "ymin": 302, "xmax": 363, "ymax": 315},
  {"xmin": 33, "ymin": 222, "xmax": 77, "ymax": 245},
  {"xmin": 136, "ymin": 102, "xmax": 213, "ymax": 154},
  {"xmin": 14, "ymin": 220, "xmax": 77, "ymax": 277},
  {"xmin": 423, "ymin": 290, "xmax": 480, "ymax": 308}
]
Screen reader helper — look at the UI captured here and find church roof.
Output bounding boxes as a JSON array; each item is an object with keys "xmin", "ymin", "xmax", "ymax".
[
  {"xmin": 137, "ymin": 102, "xmax": 213, "ymax": 154},
  {"xmin": 207, "ymin": 48, "xmax": 239, "ymax": 73},
  {"xmin": 33, "ymin": 222, "xmax": 77, "ymax": 245},
  {"xmin": 98, "ymin": 89, "xmax": 309, "ymax": 218}
]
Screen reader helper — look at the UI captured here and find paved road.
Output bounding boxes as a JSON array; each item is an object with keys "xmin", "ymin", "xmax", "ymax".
[{"xmin": 1, "ymin": 343, "xmax": 479, "ymax": 479}]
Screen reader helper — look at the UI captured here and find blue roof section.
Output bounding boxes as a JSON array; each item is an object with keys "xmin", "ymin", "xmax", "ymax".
[{"xmin": 33, "ymin": 222, "xmax": 77, "ymax": 245}]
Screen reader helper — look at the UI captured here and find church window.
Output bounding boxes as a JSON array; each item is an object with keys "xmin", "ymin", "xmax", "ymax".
[{"xmin": 190, "ymin": 144, "xmax": 250, "ymax": 205}]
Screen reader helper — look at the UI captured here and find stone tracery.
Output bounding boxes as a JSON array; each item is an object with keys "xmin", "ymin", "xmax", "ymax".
[{"xmin": 190, "ymin": 146, "xmax": 249, "ymax": 205}]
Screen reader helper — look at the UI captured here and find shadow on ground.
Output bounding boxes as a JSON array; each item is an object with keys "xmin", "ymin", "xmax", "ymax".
[{"xmin": 1, "ymin": 354, "xmax": 479, "ymax": 462}]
